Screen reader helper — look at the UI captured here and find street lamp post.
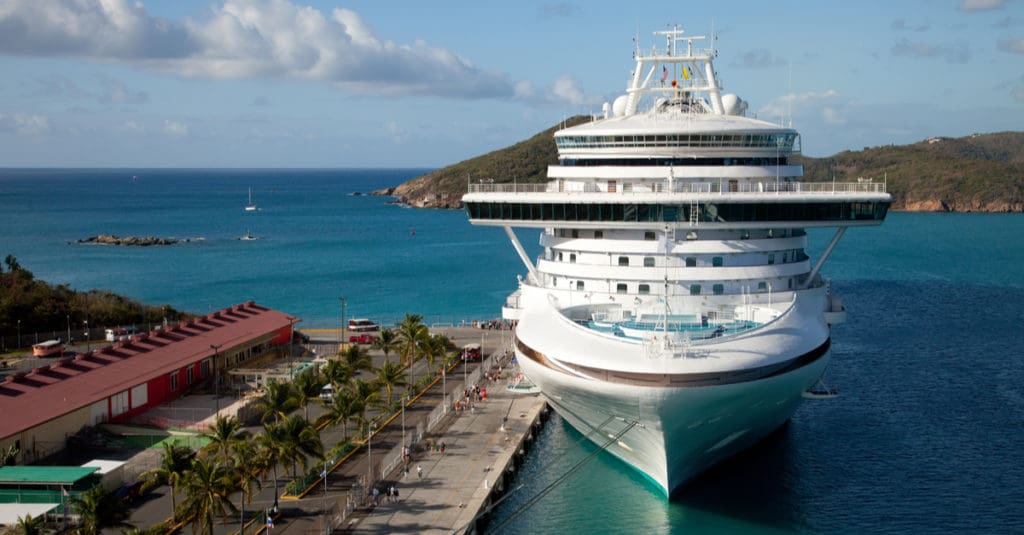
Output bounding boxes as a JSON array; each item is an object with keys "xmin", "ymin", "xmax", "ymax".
[
  {"xmin": 210, "ymin": 343, "xmax": 223, "ymax": 416},
  {"xmin": 17, "ymin": 320, "xmax": 21, "ymax": 349},
  {"xmin": 83, "ymin": 320, "xmax": 89, "ymax": 352},
  {"xmin": 66, "ymin": 315, "xmax": 70, "ymax": 346},
  {"xmin": 339, "ymin": 296, "xmax": 347, "ymax": 347},
  {"xmin": 401, "ymin": 394, "xmax": 406, "ymax": 447},
  {"xmin": 367, "ymin": 422, "xmax": 376, "ymax": 489},
  {"xmin": 286, "ymin": 316, "xmax": 297, "ymax": 380}
]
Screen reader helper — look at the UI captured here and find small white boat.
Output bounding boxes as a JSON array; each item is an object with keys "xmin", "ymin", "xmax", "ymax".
[
  {"xmin": 245, "ymin": 188, "xmax": 258, "ymax": 212},
  {"xmin": 238, "ymin": 229, "xmax": 258, "ymax": 241}
]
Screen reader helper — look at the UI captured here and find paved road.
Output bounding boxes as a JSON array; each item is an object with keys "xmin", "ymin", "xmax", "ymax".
[{"xmin": 124, "ymin": 327, "xmax": 513, "ymax": 534}]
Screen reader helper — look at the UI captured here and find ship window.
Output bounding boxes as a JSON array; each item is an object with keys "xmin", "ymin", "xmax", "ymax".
[
  {"xmin": 570, "ymin": 254, "xmax": 576, "ymax": 263},
  {"xmin": 618, "ymin": 256, "xmax": 629, "ymax": 266},
  {"xmin": 689, "ymin": 284, "xmax": 702, "ymax": 295},
  {"xmin": 644, "ymin": 231, "xmax": 656, "ymax": 240},
  {"xmin": 768, "ymin": 253, "xmax": 775, "ymax": 265},
  {"xmin": 712, "ymin": 257, "xmax": 723, "ymax": 267},
  {"xmin": 616, "ymin": 283, "xmax": 627, "ymax": 294},
  {"xmin": 558, "ymin": 252, "xmax": 563, "ymax": 261},
  {"xmin": 576, "ymin": 281, "xmax": 585, "ymax": 291},
  {"xmin": 638, "ymin": 284, "xmax": 650, "ymax": 294},
  {"xmin": 644, "ymin": 257, "xmax": 655, "ymax": 267},
  {"xmin": 572, "ymin": 229, "xmax": 579, "ymax": 238},
  {"xmin": 685, "ymin": 257, "xmax": 697, "ymax": 267},
  {"xmin": 594, "ymin": 230, "xmax": 603, "ymax": 239},
  {"xmin": 783, "ymin": 252, "xmax": 788, "ymax": 263},
  {"xmin": 758, "ymin": 281, "xmax": 767, "ymax": 291},
  {"xmin": 713, "ymin": 284, "xmax": 724, "ymax": 295},
  {"xmin": 788, "ymin": 278, "xmax": 794, "ymax": 289},
  {"xmin": 741, "ymin": 229, "xmax": 750, "ymax": 240}
]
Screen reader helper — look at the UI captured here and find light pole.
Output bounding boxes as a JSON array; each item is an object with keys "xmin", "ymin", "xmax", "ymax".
[
  {"xmin": 17, "ymin": 320, "xmax": 21, "ymax": 349},
  {"xmin": 210, "ymin": 344, "xmax": 223, "ymax": 416},
  {"xmin": 339, "ymin": 296, "xmax": 346, "ymax": 347},
  {"xmin": 83, "ymin": 320, "xmax": 89, "ymax": 351},
  {"xmin": 401, "ymin": 394, "xmax": 406, "ymax": 447},
  {"xmin": 367, "ymin": 422, "xmax": 376, "ymax": 489},
  {"xmin": 286, "ymin": 316, "xmax": 297, "ymax": 380},
  {"xmin": 66, "ymin": 315, "xmax": 70, "ymax": 346}
]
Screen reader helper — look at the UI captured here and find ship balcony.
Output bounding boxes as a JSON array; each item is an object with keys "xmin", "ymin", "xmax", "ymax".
[{"xmin": 466, "ymin": 180, "xmax": 886, "ymax": 196}]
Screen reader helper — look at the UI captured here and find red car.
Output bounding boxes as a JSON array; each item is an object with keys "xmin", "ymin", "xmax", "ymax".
[{"xmin": 349, "ymin": 333, "xmax": 379, "ymax": 344}]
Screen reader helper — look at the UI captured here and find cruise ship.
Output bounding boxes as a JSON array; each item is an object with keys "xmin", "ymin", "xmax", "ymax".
[{"xmin": 462, "ymin": 27, "xmax": 890, "ymax": 496}]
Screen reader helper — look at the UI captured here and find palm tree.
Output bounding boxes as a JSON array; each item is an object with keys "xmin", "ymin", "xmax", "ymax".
[
  {"xmin": 141, "ymin": 442, "xmax": 195, "ymax": 521},
  {"xmin": 229, "ymin": 441, "xmax": 265, "ymax": 535},
  {"xmin": 341, "ymin": 343, "xmax": 373, "ymax": 374},
  {"xmin": 254, "ymin": 380, "xmax": 298, "ymax": 423},
  {"xmin": 198, "ymin": 415, "xmax": 249, "ymax": 461},
  {"xmin": 279, "ymin": 414, "xmax": 324, "ymax": 477},
  {"xmin": 316, "ymin": 387, "xmax": 363, "ymax": 440},
  {"xmin": 350, "ymin": 378, "xmax": 383, "ymax": 432},
  {"xmin": 371, "ymin": 328, "xmax": 400, "ymax": 361},
  {"xmin": 292, "ymin": 371, "xmax": 325, "ymax": 422},
  {"xmin": 176, "ymin": 458, "xmax": 238, "ymax": 535},
  {"xmin": 397, "ymin": 314, "xmax": 427, "ymax": 367},
  {"xmin": 67, "ymin": 484, "xmax": 132, "ymax": 534},
  {"xmin": 320, "ymin": 359, "xmax": 353, "ymax": 390},
  {"xmin": 14, "ymin": 513, "xmax": 44, "ymax": 535},
  {"xmin": 1, "ymin": 443, "xmax": 19, "ymax": 466},
  {"xmin": 374, "ymin": 360, "xmax": 407, "ymax": 407},
  {"xmin": 256, "ymin": 424, "xmax": 287, "ymax": 510}
]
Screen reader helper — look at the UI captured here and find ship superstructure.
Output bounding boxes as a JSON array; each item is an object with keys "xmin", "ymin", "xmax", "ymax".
[{"xmin": 462, "ymin": 27, "xmax": 889, "ymax": 495}]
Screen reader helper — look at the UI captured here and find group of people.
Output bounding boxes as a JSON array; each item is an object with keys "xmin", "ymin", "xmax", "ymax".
[{"xmin": 372, "ymin": 484, "xmax": 400, "ymax": 505}]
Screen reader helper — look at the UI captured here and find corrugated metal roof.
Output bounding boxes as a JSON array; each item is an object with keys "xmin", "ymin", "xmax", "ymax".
[
  {"xmin": 0, "ymin": 302, "xmax": 296, "ymax": 440},
  {"xmin": 0, "ymin": 466, "xmax": 98, "ymax": 484}
]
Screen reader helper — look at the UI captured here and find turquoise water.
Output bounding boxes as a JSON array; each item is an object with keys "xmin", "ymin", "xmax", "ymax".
[{"xmin": 2, "ymin": 170, "xmax": 1023, "ymax": 533}]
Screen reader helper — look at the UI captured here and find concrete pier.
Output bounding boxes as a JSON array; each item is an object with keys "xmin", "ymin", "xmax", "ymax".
[{"xmin": 348, "ymin": 381, "xmax": 548, "ymax": 534}]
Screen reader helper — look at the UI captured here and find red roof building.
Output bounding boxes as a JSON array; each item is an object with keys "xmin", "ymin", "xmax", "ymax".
[{"xmin": 0, "ymin": 301, "xmax": 297, "ymax": 464}]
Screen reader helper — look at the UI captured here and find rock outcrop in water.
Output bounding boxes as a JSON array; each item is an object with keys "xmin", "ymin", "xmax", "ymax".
[{"xmin": 76, "ymin": 235, "xmax": 182, "ymax": 246}]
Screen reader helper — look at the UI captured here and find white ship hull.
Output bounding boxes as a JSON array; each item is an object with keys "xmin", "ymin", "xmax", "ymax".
[{"xmin": 516, "ymin": 340, "xmax": 828, "ymax": 494}]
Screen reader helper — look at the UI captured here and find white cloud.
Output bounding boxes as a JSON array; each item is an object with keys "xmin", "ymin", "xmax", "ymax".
[
  {"xmin": 734, "ymin": 49, "xmax": 787, "ymax": 69},
  {"xmin": 891, "ymin": 38, "xmax": 970, "ymax": 63},
  {"xmin": 959, "ymin": 0, "xmax": 1008, "ymax": 12},
  {"xmin": 383, "ymin": 120, "xmax": 407, "ymax": 143},
  {"xmin": 758, "ymin": 90, "xmax": 846, "ymax": 126},
  {"xmin": 0, "ymin": 113, "xmax": 51, "ymax": 135},
  {"xmin": 0, "ymin": 0, "xmax": 517, "ymax": 100},
  {"xmin": 551, "ymin": 76, "xmax": 587, "ymax": 107},
  {"xmin": 163, "ymin": 120, "xmax": 188, "ymax": 138},
  {"xmin": 997, "ymin": 36, "xmax": 1024, "ymax": 54}
]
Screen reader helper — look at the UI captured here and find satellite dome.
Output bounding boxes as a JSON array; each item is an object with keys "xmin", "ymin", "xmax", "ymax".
[
  {"xmin": 612, "ymin": 95, "xmax": 628, "ymax": 117},
  {"xmin": 721, "ymin": 94, "xmax": 748, "ymax": 116}
]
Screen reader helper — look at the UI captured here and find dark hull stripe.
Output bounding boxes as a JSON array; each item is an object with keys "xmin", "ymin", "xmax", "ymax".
[{"xmin": 515, "ymin": 335, "xmax": 830, "ymax": 388}]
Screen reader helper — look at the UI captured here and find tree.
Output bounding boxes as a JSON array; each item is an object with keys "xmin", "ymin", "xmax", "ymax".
[
  {"xmin": 292, "ymin": 371, "xmax": 325, "ymax": 422},
  {"xmin": 141, "ymin": 442, "xmax": 195, "ymax": 522},
  {"xmin": 198, "ymin": 415, "xmax": 249, "ymax": 461},
  {"xmin": 316, "ymin": 387, "xmax": 363, "ymax": 440},
  {"xmin": 350, "ymin": 378, "xmax": 383, "ymax": 432},
  {"xmin": 279, "ymin": 414, "xmax": 323, "ymax": 477},
  {"xmin": 229, "ymin": 441, "xmax": 266, "ymax": 535},
  {"xmin": 397, "ymin": 314, "xmax": 427, "ymax": 366},
  {"xmin": 320, "ymin": 359, "xmax": 353, "ymax": 390},
  {"xmin": 1, "ymin": 443, "xmax": 19, "ymax": 466},
  {"xmin": 374, "ymin": 360, "xmax": 407, "ymax": 407},
  {"xmin": 341, "ymin": 343, "xmax": 372, "ymax": 374},
  {"xmin": 254, "ymin": 381, "xmax": 298, "ymax": 423},
  {"xmin": 13, "ymin": 513, "xmax": 45, "ymax": 535},
  {"xmin": 371, "ymin": 328, "xmax": 400, "ymax": 361},
  {"xmin": 176, "ymin": 458, "xmax": 238, "ymax": 535},
  {"xmin": 67, "ymin": 484, "xmax": 132, "ymax": 534}
]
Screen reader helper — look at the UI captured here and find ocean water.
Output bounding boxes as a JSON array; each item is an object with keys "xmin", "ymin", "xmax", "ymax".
[{"xmin": 2, "ymin": 170, "xmax": 1023, "ymax": 533}]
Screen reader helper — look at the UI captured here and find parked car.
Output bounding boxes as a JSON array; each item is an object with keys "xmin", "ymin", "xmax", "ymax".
[
  {"xmin": 461, "ymin": 343, "xmax": 482, "ymax": 362},
  {"xmin": 349, "ymin": 333, "xmax": 379, "ymax": 344}
]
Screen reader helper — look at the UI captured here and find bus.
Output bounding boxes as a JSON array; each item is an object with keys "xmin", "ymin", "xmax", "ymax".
[
  {"xmin": 461, "ymin": 343, "xmax": 482, "ymax": 362},
  {"xmin": 348, "ymin": 319, "xmax": 379, "ymax": 332},
  {"xmin": 32, "ymin": 339, "xmax": 64, "ymax": 358}
]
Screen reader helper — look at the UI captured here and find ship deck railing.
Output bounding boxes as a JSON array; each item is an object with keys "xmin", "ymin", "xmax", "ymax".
[{"xmin": 467, "ymin": 181, "xmax": 886, "ymax": 195}]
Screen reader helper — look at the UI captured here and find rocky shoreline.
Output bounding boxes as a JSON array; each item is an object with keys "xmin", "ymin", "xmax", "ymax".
[{"xmin": 75, "ymin": 234, "xmax": 191, "ymax": 246}]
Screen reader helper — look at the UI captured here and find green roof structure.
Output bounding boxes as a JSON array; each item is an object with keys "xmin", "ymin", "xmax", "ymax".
[{"xmin": 0, "ymin": 466, "xmax": 98, "ymax": 485}]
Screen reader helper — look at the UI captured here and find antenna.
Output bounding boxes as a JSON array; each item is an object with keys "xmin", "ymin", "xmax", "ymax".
[{"xmin": 787, "ymin": 60, "xmax": 793, "ymax": 127}]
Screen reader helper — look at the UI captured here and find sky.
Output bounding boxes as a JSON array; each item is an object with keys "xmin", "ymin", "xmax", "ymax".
[{"xmin": 0, "ymin": 0, "xmax": 1022, "ymax": 168}]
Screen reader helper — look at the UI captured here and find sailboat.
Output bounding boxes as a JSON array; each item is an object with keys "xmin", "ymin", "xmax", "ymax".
[{"xmin": 245, "ymin": 188, "xmax": 258, "ymax": 212}]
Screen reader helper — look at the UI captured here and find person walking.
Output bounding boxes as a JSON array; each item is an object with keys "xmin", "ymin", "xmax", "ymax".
[{"xmin": 417, "ymin": 464, "xmax": 423, "ymax": 478}]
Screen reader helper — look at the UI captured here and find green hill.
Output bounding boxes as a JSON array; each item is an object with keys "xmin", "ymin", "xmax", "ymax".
[{"xmin": 382, "ymin": 119, "xmax": 1024, "ymax": 212}]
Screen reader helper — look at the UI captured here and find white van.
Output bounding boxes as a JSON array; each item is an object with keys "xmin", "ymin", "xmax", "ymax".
[{"xmin": 320, "ymin": 384, "xmax": 335, "ymax": 402}]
